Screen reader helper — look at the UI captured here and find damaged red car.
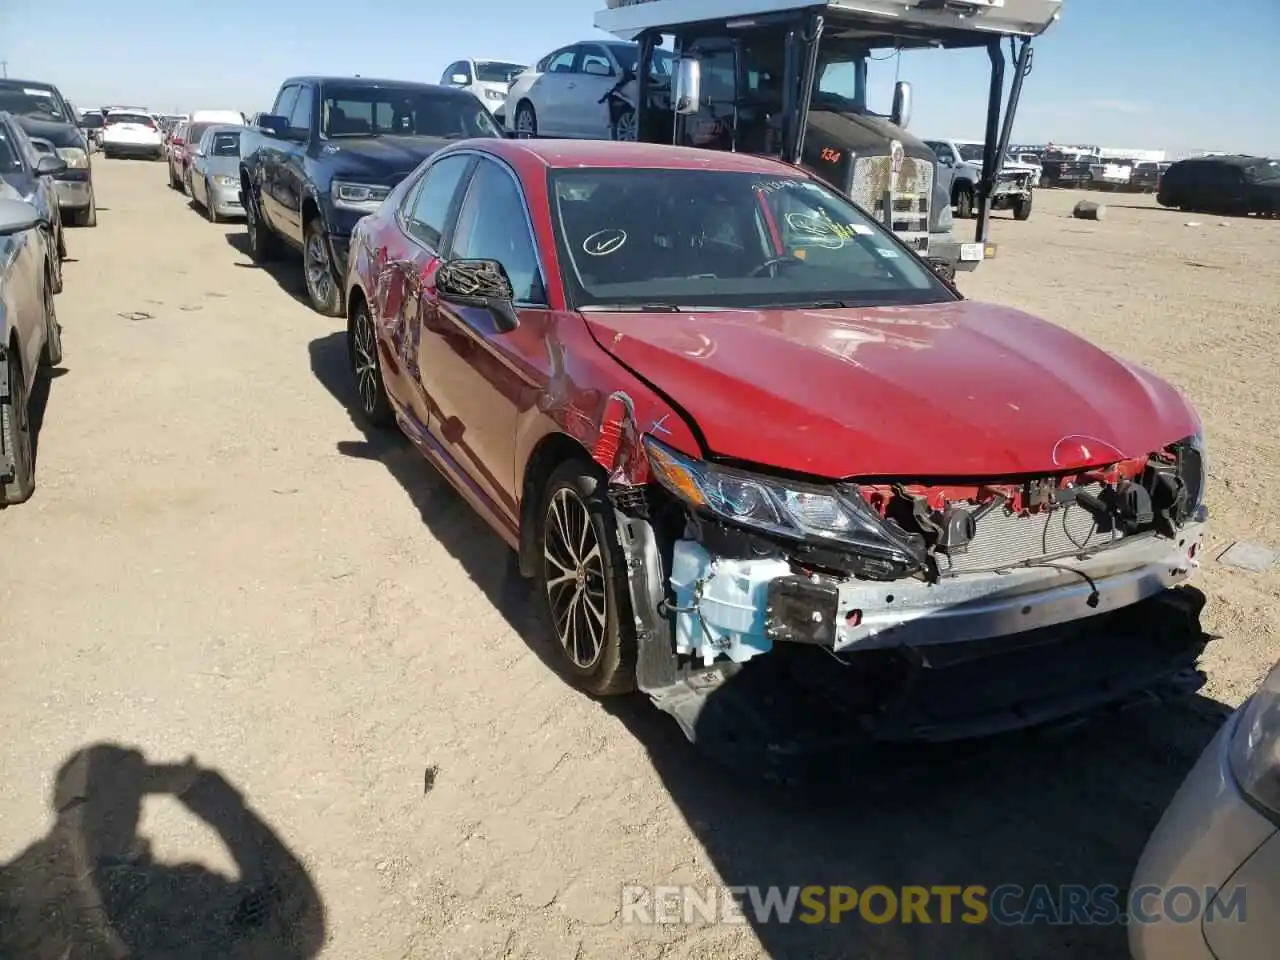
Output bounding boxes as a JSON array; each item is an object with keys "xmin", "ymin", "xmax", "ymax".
[{"xmin": 344, "ymin": 139, "xmax": 1210, "ymax": 747}]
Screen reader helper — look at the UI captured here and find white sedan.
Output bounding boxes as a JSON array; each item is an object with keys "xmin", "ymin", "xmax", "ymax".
[
  {"xmin": 503, "ymin": 40, "xmax": 672, "ymax": 141},
  {"xmin": 1129, "ymin": 658, "xmax": 1280, "ymax": 959}
]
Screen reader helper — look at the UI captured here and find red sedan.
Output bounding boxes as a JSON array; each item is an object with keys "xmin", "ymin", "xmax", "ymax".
[{"xmin": 344, "ymin": 139, "xmax": 1210, "ymax": 743}]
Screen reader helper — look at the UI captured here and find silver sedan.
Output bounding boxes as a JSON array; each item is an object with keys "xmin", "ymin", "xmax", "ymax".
[
  {"xmin": 187, "ymin": 124, "xmax": 245, "ymax": 223},
  {"xmin": 1129, "ymin": 658, "xmax": 1280, "ymax": 959}
]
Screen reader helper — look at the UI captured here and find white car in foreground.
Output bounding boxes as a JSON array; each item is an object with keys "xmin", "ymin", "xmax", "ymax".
[
  {"xmin": 1129, "ymin": 658, "xmax": 1280, "ymax": 959},
  {"xmin": 102, "ymin": 110, "xmax": 164, "ymax": 160}
]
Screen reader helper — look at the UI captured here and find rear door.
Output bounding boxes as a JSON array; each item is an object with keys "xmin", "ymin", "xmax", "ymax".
[{"xmin": 530, "ymin": 47, "xmax": 579, "ymax": 136}]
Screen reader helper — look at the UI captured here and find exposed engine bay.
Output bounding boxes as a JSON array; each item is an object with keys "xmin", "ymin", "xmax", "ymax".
[{"xmin": 608, "ymin": 434, "xmax": 1211, "ymax": 746}]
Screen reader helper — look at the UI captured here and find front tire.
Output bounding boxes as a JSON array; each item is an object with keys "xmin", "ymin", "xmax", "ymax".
[
  {"xmin": 348, "ymin": 296, "xmax": 393, "ymax": 427},
  {"xmin": 954, "ymin": 182, "xmax": 976, "ymax": 219},
  {"xmin": 303, "ymin": 219, "xmax": 344, "ymax": 317},
  {"xmin": 611, "ymin": 106, "xmax": 637, "ymax": 141},
  {"xmin": 1013, "ymin": 190, "xmax": 1033, "ymax": 221},
  {"xmin": 206, "ymin": 181, "xmax": 221, "ymax": 223},
  {"xmin": 67, "ymin": 186, "xmax": 97, "ymax": 227},
  {"xmin": 0, "ymin": 349, "xmax": 35, "ymax": 505},
  {"xmin": 537, "ymin": 461, "xmax": 637, "ymax": 696},
  {"xmin": 40, "ymin": 265, "xmax": 63, "ymax": 367}
]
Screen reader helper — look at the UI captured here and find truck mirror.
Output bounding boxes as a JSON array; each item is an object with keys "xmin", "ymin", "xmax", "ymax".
[
  {"xmin": 891, "ymin": 81, "xmax": 913, "ymax": 130},
  {"xmin": 450, "ymin": 73, "xmax": 468, "ymax": 85},
  {"xmin": 258, "ymin": 114, "xmax": 290, "ymax": 139},
  {"xmin": 673, "ymin": 58, "xmax": 701, "ymax": 115}
]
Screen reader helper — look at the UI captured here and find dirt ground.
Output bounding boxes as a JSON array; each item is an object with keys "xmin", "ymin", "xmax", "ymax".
[{"xmin": 0, "ymin": 161, "xmax": 1276, "ymax": 959}]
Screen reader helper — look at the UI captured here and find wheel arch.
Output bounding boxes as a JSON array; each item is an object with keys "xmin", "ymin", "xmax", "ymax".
[{"xmin": 517, "ymin": 432, "xmax": 599, "ymax": 577}]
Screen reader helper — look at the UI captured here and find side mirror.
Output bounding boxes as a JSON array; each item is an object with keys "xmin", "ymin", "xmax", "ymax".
[
  {"xmin": 891, "ymin": 80, "xmax": 913, "ymax": 130},
  {"xmin": 583, "ymin": 61, "xmax": 611, "ymax": 77},
  {"xmin": 0, "ymin": 198, "xmax": 42, "ymax": 236},
  {"xmin": 258, "ymin": 114, "xmax": 290, "ymax": 139},
  {"xmin": 435, "ymin": 258, "xmax": 519, "ymax": 332},
  {"xmin": 35, "ymin": 154, "xmax": 67, "ymax": 176},
  {"xmin": 673, "ymin": 58, "xmax": 701, "ymax": 115},
  {"xmin": 450, "ymin": 73, "xmax": 469, "ymax": 85}
]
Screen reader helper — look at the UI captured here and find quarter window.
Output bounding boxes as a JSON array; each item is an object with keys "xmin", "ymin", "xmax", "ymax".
[
  {"xmin": 404, "ymin": 154, "xmax": 473, "ymax": 250},
  {"xmin": 290, "ymin": 87, "xmax": 313, "ymax": 133},
  {"xmin": 449, "ymin": 159, "xmax": 543, "ymax": 303}
]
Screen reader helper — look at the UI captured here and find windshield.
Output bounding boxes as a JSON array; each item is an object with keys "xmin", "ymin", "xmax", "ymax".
[
  {"xmin": 606, "ymin": 43, "xmax": 675, "ymax": 77},
  {"xmin": 1249, "ymin": 159, "xmax": 1280, "ymax": 182},
  {"xmin": 474, "ymin": 61, "xmax": 526, "ymax": 84},
  {"xmin": 955, "ymin": 143, "xmax": 986, "ymax": 163},
  {"xmin": 549, "ymin": 169, "xmax": 949, "ymax": 310},
  {"xmin": 109, "ymin": 113, "xmax": 155, "ymax": 127},
  {"xmin": 80, "ymin": 113, "xmax": 105, "ymax": 129},
  {"xmin": 185, "ymin": 122, "xmax": 211, "ymax": 142},
  {"xmin": 209, "ymin": 131, "xmax": 240, "ymax": 157},
  {"xmin": 320, "ymin": 86, "xmax": 501, "ymax": 138},
  {"xmin": 812, "ymin": 50, "xmax": 867, "ymax": 112},
  {"xmin": 0, "ymin": 82, "xmax": 66, "ymax": 121}
]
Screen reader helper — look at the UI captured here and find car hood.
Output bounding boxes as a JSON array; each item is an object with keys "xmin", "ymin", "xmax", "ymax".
[
  {"xmin": 13, "ymin": 115, "xmax": 84, "ymax": 150},
  {"xmin": 581, "ymin": 301, "xmax": 1200, "ymax": 479},
  {"xmin": 321, "ymin": 135, "xmax": 470, "ymax": 183}
]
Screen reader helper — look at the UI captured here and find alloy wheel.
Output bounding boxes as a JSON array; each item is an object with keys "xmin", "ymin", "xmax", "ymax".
[
  {"xmin": 543, "ymin": 487, "xmax": 607, "ymax": 669},
  {"xmin": 352, "ymin": 304, "xmax": 380, "ymax": 415},
  {"xmin": 515, "ymin": 106, "xmax": 536, "ymax": 138},
  {"xmin": 613, "ymin": 110, "xmax": 637, "ymax": 142},
  {"xmin": 306, "ymin": 233, "xmax": 334, "ymax": 306}
]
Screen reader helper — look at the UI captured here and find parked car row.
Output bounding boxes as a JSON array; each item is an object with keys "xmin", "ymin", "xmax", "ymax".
[{"xmin": 0, "ymin": 108, "xmax": 72, "ymax": 507}]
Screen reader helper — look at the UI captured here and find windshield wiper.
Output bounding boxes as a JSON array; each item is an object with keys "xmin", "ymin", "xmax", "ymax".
[{"xmin": 581, "ymin": 303, "xmax": 683, "ymax": 313}]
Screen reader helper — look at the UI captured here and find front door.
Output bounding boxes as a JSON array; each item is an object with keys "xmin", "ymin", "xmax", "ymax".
[
  {"xmin": 386, "ymin": 153, "xmax": 475, "ymax": 433},
  {"xmin": 415, "ymin": 155, "xmax": 544, "ymax": 529}
]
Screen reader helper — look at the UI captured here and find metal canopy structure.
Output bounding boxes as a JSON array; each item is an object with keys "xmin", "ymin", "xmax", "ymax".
[
  {"xmin": 598, "ymin": 0, "xmax": 1064, "ymax": 247},
  {"xmin": 597, "ymin": 0, "xmax": 1062, "ymax": 45}
]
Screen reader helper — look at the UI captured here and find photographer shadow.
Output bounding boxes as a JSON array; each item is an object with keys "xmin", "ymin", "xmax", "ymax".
[{"xmin": 0, "ymin": 743, "xmax": 326, "ymax": 960}]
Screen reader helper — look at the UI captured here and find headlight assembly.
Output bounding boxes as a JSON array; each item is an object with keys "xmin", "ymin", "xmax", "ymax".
[
  {"xmin": 56, "ymin": 147, "xmax": 89, "ymax": 169},
  {"xmin": 331, "ymin": 180, "xmax": 390, "ymax": 213},
  {"xmin": 643, "ymin": 437, "xmax": 922, "ymax": 576},
  {"xmin": 1229, "ymin": 661, "xmax": 1280, "ymax": 822},
  {"xmin": 212, "ymin": 174, "xmax": 237, "ymax": 187}
]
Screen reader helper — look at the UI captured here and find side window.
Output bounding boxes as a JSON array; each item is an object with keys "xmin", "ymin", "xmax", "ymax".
[
  {"xmin": 404, "ymin": 154, "xmax": 473, "ymax": 250},
  {"xmin": 290, "ymin": 87, "xmax": 313, "ymax": 134},
  {"xmin": 580, "ymin": 45, "xmax": 614, "ymax": 76},
  {"xmin": 272, "ymin": 85, "xmax": 300, "ymax": 124},
  {"xmin": 545, "ymin": 49, "xmax": 577, "ymax": 74},
  {"xmin": 448, "ymin": 158, "xmax": 543, "ymax": 304}
]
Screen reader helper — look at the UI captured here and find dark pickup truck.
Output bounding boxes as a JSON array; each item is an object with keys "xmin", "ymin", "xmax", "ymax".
[{"xmin": 239, "ymin": 76, "xmax": 504, "ymax": 315}]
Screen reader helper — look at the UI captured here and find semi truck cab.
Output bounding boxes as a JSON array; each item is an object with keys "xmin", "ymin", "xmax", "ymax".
[{"xmin": 595, "ymin": 0, "xmax": 1064, "ymax": 279}]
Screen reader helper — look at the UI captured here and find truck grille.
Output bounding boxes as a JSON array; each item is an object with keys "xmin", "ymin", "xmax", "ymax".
[
  {"xmin": 850, "ymin": 155, "xmax": 932, "ymax": 254},
  {"xmin": 935, "ymin": 484, "xmax": 1126, "ymax": 575}
]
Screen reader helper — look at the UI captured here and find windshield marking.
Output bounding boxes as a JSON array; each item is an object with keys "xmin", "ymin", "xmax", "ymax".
[{"xmin": 583, "ymin": 229, "xmax": 627, "ymax": 256}]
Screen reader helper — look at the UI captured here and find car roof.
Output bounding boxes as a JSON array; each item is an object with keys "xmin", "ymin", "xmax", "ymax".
[
  {"xmin": 1173, "ymin": 154, "xmax": 1269, "ymax": 168},
  {"xmin": 282, "ymin": 76, "xmax": 471, "ymax": 97},
  {"xmin": 479, "ymin": 138, "xmax": 807, "ymax": 175},
  {"xmin": 0, "ymin": 78, "xmax": 60, "ymax": 91}
]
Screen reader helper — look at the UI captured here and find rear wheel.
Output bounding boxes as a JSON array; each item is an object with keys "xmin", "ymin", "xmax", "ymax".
[
  {"xmin": 537, "ymin": 461, "xmax": 637, "ymax": 696},
  {"xmin": 244, "ymin": 186, "xmax": 282, "ymax": 262},
  {"xmin": 303, "ymin": 219, "xmax": 343, "ymax": 317},
  {"xmin": 0, "ymin": 349, "xmax": 35, "ymax": 505},
  {"xmin": 348, "ymin": 297, "xmax": 393, "ymax": 427},
  {"xmin": 168, "ymin": 160, "xmax": 182, "ymax": 190},
  {"xmin": 514, "ymin": 101, "xmax": 538, "ymax": 139}
]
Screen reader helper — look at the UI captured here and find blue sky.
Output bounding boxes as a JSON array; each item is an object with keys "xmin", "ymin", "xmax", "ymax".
[{"xmin": 3, "ymin": 0, "xmax": 1277, "ymax": 156}]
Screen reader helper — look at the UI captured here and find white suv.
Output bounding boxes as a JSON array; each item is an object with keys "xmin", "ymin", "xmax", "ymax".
[
  {"xmin": 102, "ymin": 109, "xmax": 164, "ymax": 160},
  {"xmin": 439, "ymin": 59, "xmax": 527, "ymax": 122}
]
